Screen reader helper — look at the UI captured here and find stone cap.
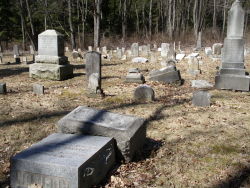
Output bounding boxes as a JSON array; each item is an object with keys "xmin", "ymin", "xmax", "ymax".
[{"xmin": 39, "ymin": 29, "xmax": 64, "ymax": 36}]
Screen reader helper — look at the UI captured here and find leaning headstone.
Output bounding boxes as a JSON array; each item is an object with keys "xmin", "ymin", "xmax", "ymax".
[
  {"xmin": 212, "ymin": 43, "xmax": 223, "ymax": 56},
  {"xmin": 134, "ymin": 85, "xmax": 155, "ymax": 102},
  {"xmin": 0, "ymin": 83, "xmax": 7, "ymax": 94},
  {"xmin": 125, "ymin": 68, "xmax": 145, "ymax": 83},
  {"xmin": 131, "ymin": 43, "xmax": 139, "ymax": 57},
  {"xmin": 161, "ymin": 43, "xmax": 170, "ymax": 57},
  {"xmin": 57, "ymin": 106, "xmax": 146, "ymax": 162},
  {"xmin": 13, "ymin": 45, "xmax": 20, "ymax": 63},
  {"xmin": 33, "ymin": 84, "xmax": 44, "ymax": 95},
  {"xmin": 29, "ymin": 30, "xmax": 73, "ymax": 80},
  {"xmin": 149, "ymin": 66, "xmax": 182, "ymax": 84},
  {"xmin": 11, "ymin": 133, "xmax": 115, "ymax": 188},
  {"xmin": 85, "ymin": 51, "xmax": 103, "ymax": 95},
  {"xmin": 192, "ymin": 90, "xmax": 211, "ymax": 107},
  {"xmin": 215, "ymin": 1, "xmax": 250, "ymax": 91}
]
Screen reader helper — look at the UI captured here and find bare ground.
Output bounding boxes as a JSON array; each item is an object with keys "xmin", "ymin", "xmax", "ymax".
[{"xmin": 0, "ymin": 50, "xmax": 250, "ymax": 188}]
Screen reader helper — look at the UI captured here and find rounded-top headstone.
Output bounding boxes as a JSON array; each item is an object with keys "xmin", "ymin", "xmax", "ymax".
[
  {"xmin": 134, "ymin": 85, "xmax": 155, "ymax": 102},
  {"xmin": 38, "ymin": 29, "xmax": 64, "ymax": 57}
]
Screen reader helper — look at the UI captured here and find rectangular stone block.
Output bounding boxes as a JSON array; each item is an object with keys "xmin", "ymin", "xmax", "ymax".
[
  {"xmin": 57, "ymin": 106, "xmax": 146, "ymax": 162},
  {"xmin": 125, "ymin": 73, "xmax": 145, "ymax": 83},
  {"xmin": 35, "ymin": 55, "xmax": 68, "ymax": 65},
  {"xmin": 222, "ymin": 38, "xmax": 244, "ymax": 64},
  {"xmin": 219, "ymin": 68, "xmax": 246, "ymax": 75},
  {"xmin": 11, "ymin": 133, "xmax": 115, "ymax": 188},
  {"xmin": 192, "ymin": 90, "xmax": 211, "ymax": 107},
  {"xmin": 215, "ymin": 74, "xmax": 250, "ymax": 91},
  {"xmin": 29, "ymin": 63, "xmax": 73, "ymax": 81},
  {"xmin": 0, "ymin": 83, "xmax": 6, "ymax": 94},
  {"xmin": 149, "ymin": 68, "xmax": 181, "ymax": 84},
  {"xmin": 33, "ymin": 84, "xmax": 44, "ymax": 95}
]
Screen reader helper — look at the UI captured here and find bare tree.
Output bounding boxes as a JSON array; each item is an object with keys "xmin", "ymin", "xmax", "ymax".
[
  {"xmin": 68, "ymin": 0, "xmax": 76, "ymax": 49},
  {"xmin": 94, "ymin": 0, "xmax": 103, "ymax": 48}
]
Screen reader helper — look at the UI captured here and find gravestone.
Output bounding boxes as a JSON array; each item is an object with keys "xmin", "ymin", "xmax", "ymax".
[
  {"xmin": 134, "ymin": 85, "xmax": 155, "ymax": 102},
  {"xmin": 212, "ymin": 43, "xmax": 223, "ymax": 56},
  {"xmin": 85, "ymin": 51, "xmax": 103, "ymax": 95},
  {"xmin": 22, "ymin": 57, "xmax": 27, "ymax": 65},
  {"xmin": 13, "ymin": 45, "xmax": 20, "ymax": 63},
  {"xmin": 88, "ymin": 46, "xmax": 93, "ymax": 51},
  {"xmin": 215, "ymin": 0, "xmax": 250, "ymax": 91},
  {"xmin": 131, "ymin": 43, "xmax": 139, "ymax": 57},
  {"xmin": 192, "ymin": 90, "xmax": 211, "ymax": 107},
  {"xmin": 33, "ymin": 84, "xmax": 44, "ymax": 95},
  {"xmin": 125, "ymin": 68, "xmax": 145, "ymax": 83},
  {"xmin": 29, "ymin": 30, "xmax": 73, "ymax": 80},
  {"xmin": 191, "ymin": 80, "xmax": 213, "ymax": 89},
  {"xmin": 30, "ymin": 45, "xmax": 35, "ymax": 62},
  {"xmin": 205, "ymin": 47, "xmax": 213, "ymax": 56},
  {"xmin": 196, "ymin": 31, "xmax": 202, "ymax": 50},
  {"xmin": 161, "ymin": 43, "xmax": 170, "ymax": 57},
  {"xmin": 72, "ymin": 50, "xmax": 80, "ymax": 59},
  {"xmin": 141, "ymin": 45, "xmax": 149, "ymax": 57},
  {"xmin": 57, "ymin": 106, "xmax": 146, "ymax": 162},
  {"xmin": 0, "ymin": 83, "xmax": 6, "ymax": 94},
  {"xmin": 149, "ymin": 66, "xmax": 182, "ymax": 84},
  {"xmin": 102, "ymin": 46, "xmax": 107, "ymax": 54},
  {"xmin": 187, "ymin": 57, "xmax": 201, "ymax": 75},
  {"xmin": 116, "ymin": 48, "xmax": 123, "ymax": 59},
  {"xmin": 11, "ymin": 133, "xmax": 115, "ymax": 188}
]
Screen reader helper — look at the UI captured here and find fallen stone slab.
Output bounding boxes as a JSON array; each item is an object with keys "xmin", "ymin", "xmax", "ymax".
[
  {"xmin": 149, "ymin": 66, "xmax": 181, "ymax": 84},
  {"xmin": 57, "ymin": 106, "xmax": 146, "ymax": 162},
  {"xmin": 191, "ymin": 80, "xmax": 213, "ymax": 89},
  {"xmin": 11, "ymin": 133, "xmax": 115, "ymax": 188},
  {"xmin": 132, "ymin": 57, "xmax": 149, "ymax": 63}
]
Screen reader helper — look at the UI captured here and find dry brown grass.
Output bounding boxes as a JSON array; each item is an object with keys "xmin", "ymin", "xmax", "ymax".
[{"xmin": 0, "ymin": 49, "xmax": 250, "ymax": 188}]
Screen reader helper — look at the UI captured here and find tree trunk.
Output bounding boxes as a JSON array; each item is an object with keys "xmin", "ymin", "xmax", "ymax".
[
  {"xmin": 68, "ymin": 0, "xmax": 76, "ymax": 49},
  {"xmin": 212, "ymin": 0, "xmax": 216, "ymax": 33},
  {"xmin": 94, "ymin": 0, "xmax": 102, "ymax": 48},
  {"xmin": 122, "ymin": 0, "xmax": 127, "ymax": 41},
  {"xmin": 221, "ymin": 0, "xmax": 227, "ymax": 39},
  {"xmin": 149, "ymin": 0, "xmax": 153, "ymax": 39},
  {"xmin": 44, "ymin": 0, "xmax": 48, "ymax": 30},
  {"xmin": 19, "ymin": 0, "xmax": 26, "ymax": 50}
]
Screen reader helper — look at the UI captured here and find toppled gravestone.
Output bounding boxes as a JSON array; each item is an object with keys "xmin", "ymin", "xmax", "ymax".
[
  {"xmin": 11, "ymin": 133, "xmax": 115, "ymax": 188},
  {"xmin": 149, "ymin": 66, "xmax": 181, "ymax": 84},
  {"xmin": 134, "ymin": 85, "xmax": 155, "ymax": 102},
  {"xmin": 57, "ymin": 106, "xmax": 146, "ymax": 162},
  {"xmin": 125, "ymin": 68, "xmax": 145, "ymax": 83}
]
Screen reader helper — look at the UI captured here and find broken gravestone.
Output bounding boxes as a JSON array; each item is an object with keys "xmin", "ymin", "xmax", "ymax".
[
  {"xmin": 125, "ymin": 68, "xmax": 145, "ymax": 83},
  {"xmin": 134, "ymin": 85, "xmax": 155, "ymax": 102},
  {"xmin": 57, "ymin": 106, "xmax": 146, "ymax": 162}
]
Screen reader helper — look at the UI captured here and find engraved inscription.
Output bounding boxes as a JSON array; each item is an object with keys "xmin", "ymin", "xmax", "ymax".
[
  {"xmin": 15, "ymin": 171, "xmax": 69, "ymax": 188},
  {"xmin": 83, "ymin": 168, "xmax": 95, "ymax": 177},
  {"xmin": 38, "ymin": 36, "xmax": 58, "ymax": 56}
]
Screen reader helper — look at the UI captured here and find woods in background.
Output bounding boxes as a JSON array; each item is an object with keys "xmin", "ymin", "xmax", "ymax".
[{"xmin": 0, "ymin": 0, "xmax": 250, "ymax": 50}]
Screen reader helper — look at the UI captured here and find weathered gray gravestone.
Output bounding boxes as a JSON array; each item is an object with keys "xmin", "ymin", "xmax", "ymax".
[
  {"xmin": 196, "ymin": 31, "xmax": 202, "ymax": 50},
  {"xmin": 125, "ymin": 68, "xmax": 145, "ymax": 83},
  {"xmin": 161, "ymin": 43, "xmax": 170, "ymax": 57},
  {"xmin": 13, "ymin": 45, "xmax": 20, "ymax": 63},
  {"xmin": 131, "ymin": 43, "xmax": 139, "ymax": 57},
  {"xmin": 192, "ymin": 90, "xmax": 211, "ymax": 107},
  {"xmin": 134, "ymin": 85, "xmax": 155, "ymax": 102},
  {"xmin": 57, "ymin": 106, "xmax": 146, "ymax": 162},
  {"xmin": 11, "ymin": 133, "xmax": 115, "ymax": 188},
  {"xmin": 85, "ymin": 51, "xmax": 103, "ymax": 95},
  {"xmin": 215, "ymin": 0, "xmax": 250, "ymax": 91},
  {"xmin": 29, "ymin": 30, "xmax": 73, "ymax": 80},
  {"xmin": 0, "ymin": 83, "xmax": 7, "ymax": 94},
  {"xmin": 33, "ymin": 84, "xmax": 44, "ymax": 95}
]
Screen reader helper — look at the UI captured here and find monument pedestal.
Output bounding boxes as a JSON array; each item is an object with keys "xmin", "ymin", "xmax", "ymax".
[{"xmin": 30, "ymin": 63, "xmax": 73, "ymax": 81}]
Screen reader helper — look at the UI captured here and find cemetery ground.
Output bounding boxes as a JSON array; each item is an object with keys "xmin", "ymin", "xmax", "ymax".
[{"xmin": 0, "ymin": 50, "xmax": 250, "ymax": 188}]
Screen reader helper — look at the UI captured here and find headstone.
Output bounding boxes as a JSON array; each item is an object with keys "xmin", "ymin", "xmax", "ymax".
[
  {"xmin": 196, "ymin": 31, "xmax": 202, "ymax": 50},
  {"xmin": 78, "ymin": 48, "xmax": 82, "ymax": 53},
  {"xmin": 149, "ymin": 66, "xmax": 182, "ymax": 84},
  {"xmin": 141, "ymin": 45, "xmax": 149, "ymax": 57},
  {"xmin": 187, "ymin": 57, "xmax": 201, "ymax": 75},
  {"xmin": 0, "ymin": 55, "xmax": 3, "ymax": 64},
  {"xmin": 33, "ymin": 84, "xmax": 44, "ymax": 95},
  {"xmin": 125, "ymin": 68, "xmax": 145, "ymax": 83},
  {"xmin": 30, "ymin": 45, "xmax": 35, "ymax": 62},
  {"xmin": 215, "ymin": 0, "xmax": 250, "ymax": 91},
  {"xmin": 0, "ymin": 83, "xmax": 7, "ymax": 94},
  {"xmin": 205, "ymin": 47, "xmax": 213, "ymax": 56},
  {"xmin": 88, "ymin": 46, "xmax": 93, "ymax": 51},
  {"xmin": 13, "ymin": 45, "xmax": 20, "ymax": 63},
  {"xmin": 116, "ymin": 48, "xmax": 123, "ymax": 59},
  {"xmin": 72, "ymin": 50, "xmax": 80, "ymax": 59},
  {"xmin": 102, "ymin": 46, "xmax": 107, "ymax": 54},
  {"xmin": 22, "ymin": 57, "xmax": 27, "ymax": 64},
  {"xmin": 150, "ymin": 53, "xmax": 158, "ymax": 63},
  {"xmin": 161, "ymin": 43, "xmax": 170, "ymax": 57},
  {"xmin": 131, "ymin": 43, "xmax": 139, "ymax": 57},
  {"xmin": 29, "ymin": 30, "xmax": 73, "ymax": 80},
  {"xmin": 167, "ymin": 45, "xmax": 176, "ymax": 61},
  {"xmin": 153, "ymin": 44, "xmax": 157, "ymax": 50},
  {"xmin": 65, "ymin": 46, "xmax": 69, "ymax": 52},
  {"xmin": 192, "ymin": 90, "xmax": 211, "ymax": 107},
  {"xmin": 11, "ymin": 133, "xmax": 115, "ymax": 188},
  {"xmin": 122, "ymin": 47, "xmax": 126, "ymax": 54},
  {"xmin": 134, "ymin": 85, "xmax": 155, "ymax": 102},
  {"xmin": 57, "ymin": 106, "xmax": 146, "ymax": 162},
  {"xmin": 212, "ymin": 43, "xmax": 223, "ymax": 55},
  {"xmin": 85, "ymin": 51, "xmax": 103, "ymax": 95},
  {"xmin": 96, "ymin": 47, "xmax": 100, "ymax": 53}
]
